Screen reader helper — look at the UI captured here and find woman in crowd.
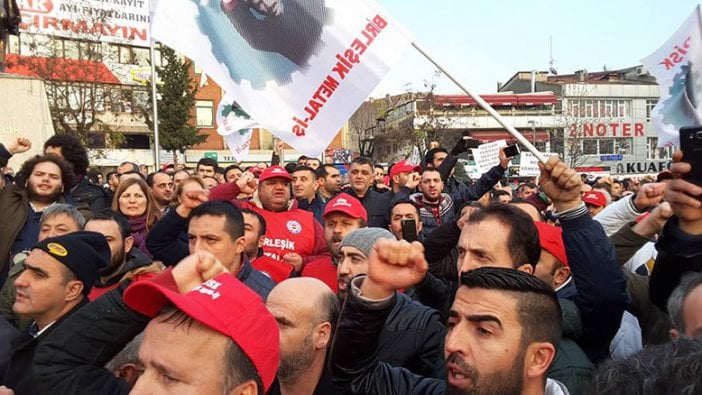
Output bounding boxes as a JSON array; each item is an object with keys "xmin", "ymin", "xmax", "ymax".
[{"xmin": 111, "ymin": 177, "xmax": 161, "ymax": 256}]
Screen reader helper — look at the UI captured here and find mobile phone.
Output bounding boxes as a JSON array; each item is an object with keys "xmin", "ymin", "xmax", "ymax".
[
  {"xmin": 504, "ymin": 144, "xmax": 520, "ymax": 158},
  {"xmin": 401, "ymin": 219, "xmax": 417, "ymax": 242},
  {"xmin": 679, "ymin": 126, "xmax": 702, "ymax": 186}
]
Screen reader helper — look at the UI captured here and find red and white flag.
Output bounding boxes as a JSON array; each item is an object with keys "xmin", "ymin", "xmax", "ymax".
[
  {"xmin": 641, "ymin": 6, "xmax": 702, "ymax": 147},
  {"xmin": 151, "ymin": 0, "xmax": 412, "ymax": 156}
]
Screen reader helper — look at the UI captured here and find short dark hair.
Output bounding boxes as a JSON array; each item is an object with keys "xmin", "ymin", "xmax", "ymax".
[
  {"xmin": 240, "ymin": 208, "xmax": 266, "ymax": 237},
  {"xmin": 224, "ymin": 165, "xmax": 242, "ymax": 177},
  {"xmin": 491, "ymin": 189, "xmax": 512, "ymax": 201},
  {"xmin": 106, "ymin": 171, "xmax": 117, "ymax": 180},
  {"xmin": 44, "ymin": 134, "xmax": 89, "ymax": 177},
  {"xmin": 374, "ymin": 164, "xmax": 385, "ymax": 171},
  {"xmin": 297, "ymin": 155, "xmax": 308, "ymax": 162},
  {"xmin": 390, "ymin": 199, "xmax": 421, "ymax": 217},
  {"xmin": 424, "ymin": 147, "xmax": 449, "ymax": 167},
  {"xmin": 350, "ymin": 156, "xmax": 374, "ymax": 168},
  {"xmin": 88, "ymin": 211, "xmax": 131, "ymax": 240},
  {"xmin": 517, "ymin": 182, "xmax": 537, "ymax": 194},
  {"xmin": 587, "ymin": 337, "xmax": 702, "ymax": 395},
  {"xmin": 197, "ymin": 157, "xmax": 218, "ymax": 170},
  {"xmin": 190, "ymin": 200, "xmax": 244, "ymax": 240},
  {"xmin": 118, "ymin": 161, "xmax": 139, "ymax": 173},
  {"xmin": 460, "ymin": 267, "xmax": 562, "ymax": 349},
  {"xmin": 146, "ymin": 170, "xmax": 171, "ymax": 187},
  {"xmin": 18, "ymin": 154, "xmax": 76, "ymax": 189},
  {"xmin": 317, "ymin": 164, "xmax": 339, "ymax": 179},
  {"xmin": 420, "ymin": 167, "xmax": 441, "ymax": 176},
  {"xmin": 292, "ymin": 165, "xmax": 317, "ymax": 179},
  {"xmin": 467, "ymin": 203, "xmax": 540, "ymax": 268}
]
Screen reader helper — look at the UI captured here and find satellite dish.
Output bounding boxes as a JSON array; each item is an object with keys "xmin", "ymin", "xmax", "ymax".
[{"xmin": 549, "ymin": 67, "xmax": 558, "ymax": 75}]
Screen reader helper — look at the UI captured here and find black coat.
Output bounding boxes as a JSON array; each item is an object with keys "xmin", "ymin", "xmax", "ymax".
[
  {"xmin": 69, "ymin": 176, "xmax": 111, "ymax": 215},
  {"xmin": 341, "ymin": 188, "xmax": 391, "ymax": 229},
  {"xmin": 2, "ymin": 298, "xmax": 88, "ymax": 395}
]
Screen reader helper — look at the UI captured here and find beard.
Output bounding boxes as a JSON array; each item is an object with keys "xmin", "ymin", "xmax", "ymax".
[
  {"xmin": 422, "ymin": 193, "xmax": 440, "ymax": 203},
  {"xmin": 100, "ymin": 247, "xmax": 126, "ymax": 279},
  {"xmin": 277, "ymin": 334, "xmax": 317, "ymax": 383},
  {"xmin": 444, "ymin": 352, "xmax": 524, "ymax": 395},
  {"xmin": 27, "ymin": 180, "xmax": 63, "ymax": 205}
]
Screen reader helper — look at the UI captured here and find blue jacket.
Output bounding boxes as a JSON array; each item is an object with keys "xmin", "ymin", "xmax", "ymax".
[{"xmin": 560, "ymin": 204, "xmax": 628, "ymax": 363}]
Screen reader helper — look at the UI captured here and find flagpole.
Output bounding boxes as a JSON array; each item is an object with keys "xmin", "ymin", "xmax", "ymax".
[
  {"xmin": 411, "ymin": 41, "xmax": 548, "ymax": 164},
  {"xmin": 149, "ymin": 0, "xmax": 160, "ymax": 170}
]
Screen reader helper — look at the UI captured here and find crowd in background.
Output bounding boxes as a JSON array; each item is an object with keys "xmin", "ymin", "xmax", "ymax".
[{"xmin": 0, "ymin": 133, "xmax": 700, "ymax": 395}]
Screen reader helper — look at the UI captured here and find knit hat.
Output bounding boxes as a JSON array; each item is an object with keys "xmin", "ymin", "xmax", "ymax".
[
  {"xmin": 339, "ymin": 228, "xmax": 396, "ymax": 258},
  {"xmin": 33, "ymin": 231, "xmax": 110, "ymax": 295}
]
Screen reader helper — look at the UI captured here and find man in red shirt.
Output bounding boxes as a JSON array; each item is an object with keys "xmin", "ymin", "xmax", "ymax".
[{"xmin": 209, "ymin": 166, "xmax": 330, "ymax": 274}]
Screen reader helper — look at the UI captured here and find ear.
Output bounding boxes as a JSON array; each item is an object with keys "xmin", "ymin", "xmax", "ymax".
[
  {"xmin": 64, "ymin": 280, "xmax": 84, "ymax": 302},
  {"xmin": 313, "ymin": 321, "xmax": 332, "ymax": 350},
  {"xmin": 516, "ymin": 263, "xmax": 534, "ymax": 275},
  {"xmin": 524, "ymin": 341, "xmax": 556, "ymax": 380},
  {"xmin": 257, "ymin": 235, "xmax": 265, "ymax": 249},
  {"xmin": 669, "ymin": 328, "xmax": 679, "ymax": 340},
  {"xmin": 114, "ymin": 363, "xmax": 143, "ymax": 387},
  {"xmin": 124, "ymin": 236, "xmax": 135, "ymax": 254},
  {"xmin": 554, "ymin": 266, "xmax": 571, "ymax": 286},
  {"xmin": 233, "ymin": 235, "xmax": 246, "ymax": 254},
  {"xmin": 229, "ymin": 379, "xmax": 258, "ymax": 395},
  {"xmin": 392, "ymin": 174, "xmax": 401, "ymax": 186}
]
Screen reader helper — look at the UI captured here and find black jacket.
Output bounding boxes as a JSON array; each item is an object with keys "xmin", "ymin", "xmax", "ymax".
[
  {"xmin": 69, "ymin": 176, "xmax": 110, "ymax": 215},
  {"xmin": 3, "ymin": 298, "xmax": 88, "ymax": 395},
  {"xmin": 341, "ymin": 187, "xmax": 391, "ymax": 229},
  {"xmin": 331, "ymin": 281, "xmax": 445, "ymax": 394},
  {"xmin": 33, "ymin": 282, "xmax": 148, "ymax": 395},
  {"xmin": 436, "ymin": 154, "xmax": 505, "ymax": 200},
  {"xmin": 0, "ymin": 316, "xmax": 19, "ymax": 383},
  {"xmin": 377, "ymin": 292, "xmax": 446, "ymax": 379},
  {"xmin": 267, "ymin": 364, "xmax": 340, "ymax": 395},
  {"xmin": 650, "ymin": 216, "xmax": 702, "ymax": 312}
]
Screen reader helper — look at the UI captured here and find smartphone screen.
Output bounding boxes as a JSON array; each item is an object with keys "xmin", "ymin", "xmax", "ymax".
[
  {"xmin": 504, "ymin": 144, "xmax": 520, "ymax": 158},
  {"xmin": 401, "ymin": 219, "xmax": 417, "ymax": 242},
  {"xmin": 679, "ymin": 126, "xmax": 702, "ymax": 186}
]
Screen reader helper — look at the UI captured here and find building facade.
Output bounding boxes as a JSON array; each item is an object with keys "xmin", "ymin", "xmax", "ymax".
[{"xmin": 500, "ymin": 68, "xmax": 668, "ymax": 176}]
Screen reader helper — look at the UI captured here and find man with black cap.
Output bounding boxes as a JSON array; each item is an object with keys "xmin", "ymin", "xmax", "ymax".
[{"xmin": 1, "ymin": 231, "xmax": 109, "ymax": 394}]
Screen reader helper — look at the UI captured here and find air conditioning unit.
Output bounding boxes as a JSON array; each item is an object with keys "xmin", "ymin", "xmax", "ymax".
[{"xmin": 636, "ymin": 66, "xmax": 648, "ymax": 76}]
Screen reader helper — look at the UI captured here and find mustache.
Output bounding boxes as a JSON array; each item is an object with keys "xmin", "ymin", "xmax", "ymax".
[
  {"xmin": 332, "ymin": 235, "xmax": 343, "ymax": 242},
  {"xmin": 446, "ymin": 352, "xmax": 478, "ymax": 381}
]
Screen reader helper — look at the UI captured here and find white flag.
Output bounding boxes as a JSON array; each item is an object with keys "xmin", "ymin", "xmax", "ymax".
[
  {"xmin": 641, "ymin": 6, "xmax": 702, "ymax": 147},
  {"xmin": 151, "ymin": 0, "xmax": 412, "ymax": 156},
  {"xmin": 471, "ymin": 140, "xmax": 507, "ymax": 175},
  {"xmin": 216, "ymin": 96, "xmax": 260, "ymax": 162}
]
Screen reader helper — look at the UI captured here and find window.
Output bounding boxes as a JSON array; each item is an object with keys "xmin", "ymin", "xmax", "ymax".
[
  {"xmin": 195, "ymin": 101, "xmax": 214, "ymax": 127},
  {"xmin": 121, "ymin": 134, "xmax": 151, "ymax": 149},
  {"xmin": 580, "ymin": 138, "xmax": 632, "ymax": 156},
  {"xmin": 647, "ymin": 137, "xmax": 674, "ymax": 159},
  {"xmin": 568, "ymin": 99, "xmax": 631, "ymax": 118},
  {"xmin": 8, "ymin": 35, "xmax": 20, "ymax": 54},
  {"xmin": 646, "ymin": 99, "xmax": 658, "ymax": 120}
]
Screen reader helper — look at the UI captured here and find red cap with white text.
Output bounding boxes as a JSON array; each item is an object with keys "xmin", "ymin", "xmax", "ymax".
[
  {"xmin": 258, "ymin": 165, "xmax": 292, "ymax": 182},
  {"xmin": 322, "ymin": 193, "xmax": 368, "ymax": 221},
  {"xmin": 124, "ymin": 273, "xmax": 279, "ymax": 391}
]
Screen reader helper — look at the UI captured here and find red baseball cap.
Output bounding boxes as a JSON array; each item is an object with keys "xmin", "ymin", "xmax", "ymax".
[
  {"xmin": 124, "ymin": 273, "xmax": 279, "ymax": 391},
  {"xmin": 323, "ymin": 193, "xmax": 367, "ymax": 221},
  {"xmin": 390, "ymin": 160, "xmax": 422, "ymax": 178},
  {"xmin": 258, "ymin": 165, "xmax": 291, "ymax": 182},
  {"xmin": 534, "ymin": 222, "xmax": 569, "ymax": 267},
  {"xmin": 582, "ymin": 191, "xmax": 607, "ymax": 207}
]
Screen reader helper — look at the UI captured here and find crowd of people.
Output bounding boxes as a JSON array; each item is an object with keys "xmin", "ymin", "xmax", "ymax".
[{"xmin": 0, "ymin": 133, "xmax": 700, "ymax": 395}]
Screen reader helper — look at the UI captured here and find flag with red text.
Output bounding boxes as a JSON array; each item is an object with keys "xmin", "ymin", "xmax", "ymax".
[
  {"xmin": 151, "ymin": 0, "xmax": 412, "ymax": 156},
  {"xmin": 641, "ymin": 5, "xmax": 702, "ymax": 147}
]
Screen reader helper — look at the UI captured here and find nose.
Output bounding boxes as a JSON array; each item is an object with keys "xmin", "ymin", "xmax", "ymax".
[
  {"xmin": 14, "ymin": 269, "xmax": 29, "ymax": 288},
  {"xmin": 444, "ymin": 323, "xmax": 465, "ymax": 357},
  {"xmin": 457, "ymin": 255, "xmax": 479, "ymax": 276},
  {"xmin": 337, "ymin": 259, "xmax": 350, "ymax": 276},
  {"xmin": 129, "ymin": 372, "xmax": 155, "ymax": 395}
]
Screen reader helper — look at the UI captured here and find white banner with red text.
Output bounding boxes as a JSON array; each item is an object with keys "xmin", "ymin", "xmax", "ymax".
[
  {"xmin": 151, "ymin": 0, "xmax": 412, "ymax": 156},
  {"xmin": 641, "ymin": 5, "xmax": 702, "ymax": 148}
]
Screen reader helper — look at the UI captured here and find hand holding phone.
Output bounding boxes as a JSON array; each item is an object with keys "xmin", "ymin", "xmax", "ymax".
[
  {"xmin": 679, "ymin": 126, "xmax": 702, "ymax": 186},
  {"xmin": 503, "ymin": 144, "xmax": 520, "ymax": 158}
]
